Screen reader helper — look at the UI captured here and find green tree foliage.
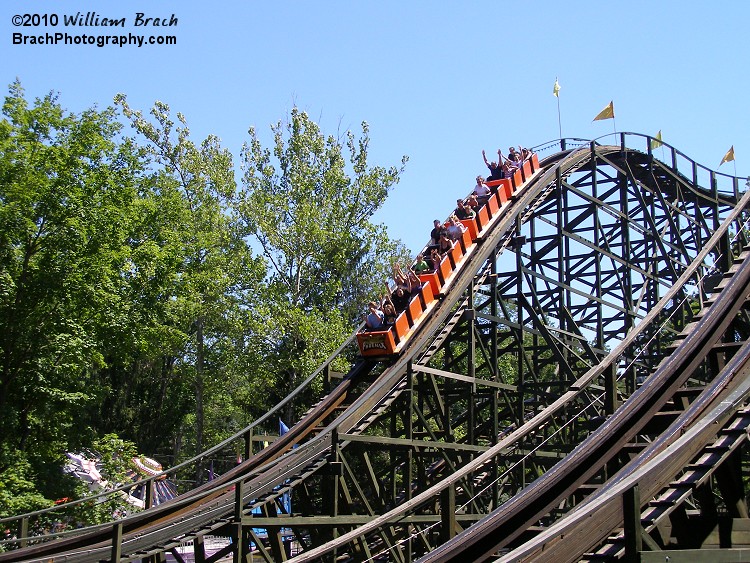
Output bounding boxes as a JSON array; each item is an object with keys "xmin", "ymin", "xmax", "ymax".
[
  {"xmin": 0, "ymin": 452, "xmax": 52, "ymax": 518},
  {"xmin": 56, "ymin": 434, "xmax": 144, "ymax": 526},
  {"xmin": 239, "ymin": 109, "xmax": 409, "ymax": 420},
  {"xmin": 1, "ymin": 83, "xmax": 410, "ymax": 512},
  {"xmin": 115, "ymin": 96, "xmax": 266, "ymax": 473},
  {"xmin": 0, "ymin": 81, "xmax": 147, "ymax": 501},
  {"xmin": 241, "ymin": 108, "xmax": 408, "ymax": 318}
]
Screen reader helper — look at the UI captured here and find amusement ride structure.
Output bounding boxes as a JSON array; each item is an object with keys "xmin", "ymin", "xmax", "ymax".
[{"xmin": 2, "ymin": 134, "xmax": 750, "ymax": 562}]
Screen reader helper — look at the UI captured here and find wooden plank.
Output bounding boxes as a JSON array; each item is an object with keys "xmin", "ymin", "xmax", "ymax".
[
  {"xmin": 641, "ymin": 548, "xmax": 750, "ymax": 563},
  {"xmin": 111, "ymin": 521, "xmax": 123, "ymax": 562},
  {"xmin": 242, "ymin": 514, "xmax": 484, "ymax": 527},
  {"xmin": 338, "ymin": 432, "xmax": 488, "ymax": 453}
]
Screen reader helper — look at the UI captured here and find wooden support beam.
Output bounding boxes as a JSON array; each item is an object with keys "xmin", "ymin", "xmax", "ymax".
[
  {"xmin": 169, "ymin": 546, "xmax": 186, "ymax": 563},
  {"xmin": 242, "ymin": 513, "xmax": 484, "ymax": 527},
  {"xmin": 440, "ymin": 486, "xmax": 457, "ymax": 543},
  {"xmin": 145, "ymin": 479, "xmax": 154, "ymax": 510},
  {"xmin": 339, "ymin": 432, "xmax": 488, "ymax": 453},
  {"xmin": 111, "ymin": 521, "xmax": 123, "ymax": 563},
  {"xmin": 248, "ymin": 529, "xmax": 274, "ymax": 563},
  {"xmin": 18, "ymin": 517, "xmax": 28, "ymax": 549},
  {"xmin": 641, "ymin": 548, "xmax": 750, "ymax": 563},
  {"xmin": 194, "ymin": 534, "xmax": 206, "ymax": 563},
  {"xmin": 412, "ymin": 364, "xmax": 518, "ymax": 392},
  {"xmin": 623, "ymin": 484, "xmax": 641, "ymax": 562}
]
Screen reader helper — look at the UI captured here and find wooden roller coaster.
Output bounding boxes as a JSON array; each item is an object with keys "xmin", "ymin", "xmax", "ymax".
[{"xmin": 2, "ymin": 134, "xmax": 750, "ymax": 563}]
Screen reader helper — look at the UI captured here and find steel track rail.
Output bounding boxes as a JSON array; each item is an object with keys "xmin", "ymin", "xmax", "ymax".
[
  {"xmin": 0, "ymin": 358, "xmax": 377, "ymax": 562},
  {"xmin": 8, "ymin": 149, "xmax": 576, "ymax": 563},
  {"xmin": 417, "ymin": 212, "xmax": 750, "ymax": 562},
  {"xmin": 0, "ymin": 321, "xmax": 365, "ymax": 539},
  {"xmin": 287, "ymin": 156, "xmax": 750, "ymax": 563},
  {"xmin": 5, "ymin": 144, "xmax": 742, "ymax": 562},
  {"xmin": 504, "ymin": 338, "xmax": 750, "ymax": 562}
]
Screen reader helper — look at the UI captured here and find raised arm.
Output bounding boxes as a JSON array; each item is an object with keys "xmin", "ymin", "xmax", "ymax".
[{"xmin": 395, "ymin": 262, "xmax": 408, "ymax": 281}]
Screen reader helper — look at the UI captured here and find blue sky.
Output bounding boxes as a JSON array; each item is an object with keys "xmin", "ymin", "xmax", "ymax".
[{"xmin": 3, "ymin": 0, "xmax": 748, "ymax": 253}]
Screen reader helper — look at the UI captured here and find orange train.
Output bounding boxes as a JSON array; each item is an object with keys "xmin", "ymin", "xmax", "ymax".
[{"xmin": 357, "ymin": 153, "xmax": 541, "ymax": 357}]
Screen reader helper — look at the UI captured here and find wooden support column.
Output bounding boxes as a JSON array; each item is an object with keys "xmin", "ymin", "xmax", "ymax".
[
  {"xmin": 515, "ymin": 215, "xmax": 525, "ymax": 430},
  {"xmin": 605, "ymin": 362, "xmax": 618, "ymax": 415},
  {"xmin": 326, "ymin": 428, "xmax": 340, "ymax": 560},
  {"xmin": 145, "ymin": 478, "xmax": 154, "ymax": 510},
  {"xmin": 623, "ymin": 484, "xmax": 641, "ymax": 563},
  {"xmin": 111, "ymin": 521, "xmax": 123, "ymax": 563},
  {"xmin": 244, "ymin": 428, "xmax": 252, "ymax": 461},
  {"xmin": 489, "ymin": 249, "xmax": 500, "ymax": 510},
  {"xmin": 260, "ymin": 503, "xmax": 285, "ymax": 562},
  {"xmin": 18, "ymin": 517, "xmax": 28, "ymax": 549},
  {"xmin": 234, "ymin": 481, "xmax": 246, "ymax": 563},
  {"xmin": 465, "ymin": 292, "xmax": 477, "ymax": 448},
  {"xmin": 440, "ymin": 485, "xmax": 457, "ymax": 544},
  {"xmin": 234, "ymin": 481, "xmax": 268, "ymax": 563},
  {"xmin": 194, "ymin": 534, "xmax": 206, "ymax": 563},
  {"xmin": 238, "ymin": 526, "xmax": 252, "ymax": 563},
  {"xmin": 234, "ymin": 479, "xmax": 244, "ymax": 521},
  {"xmin": 406, "ymin": 360, "xmax": 415, "ymax": 561},
  {"xmin": 716, "ymin": 448, "xmax": 749, "ymax": 519}
]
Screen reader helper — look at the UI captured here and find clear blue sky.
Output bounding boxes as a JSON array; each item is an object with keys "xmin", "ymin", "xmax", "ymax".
[{"xmin": 3, "ymin": 0, "xmax": 748, "ymax": 253}]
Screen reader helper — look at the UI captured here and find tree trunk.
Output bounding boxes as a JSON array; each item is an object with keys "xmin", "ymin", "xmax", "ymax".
[{"xmin": 194, "ymin": 316, "xmax": 205, "ymax": 485}]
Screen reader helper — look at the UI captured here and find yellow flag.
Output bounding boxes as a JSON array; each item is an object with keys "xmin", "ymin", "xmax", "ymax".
[
  {"xmin": 553, "ymin": 78, "xmax": 560, "ymax": 98},
  {"xmin": 593, "ymin": 101, "xmax": 615, "ymax": 121},
  {"xmin": 650, "ymin": 130, "xmax": 663, "ymax": 150},
  {"xmin": 720, "ymin": 145, "xmax": 735, "ymax": 166}
]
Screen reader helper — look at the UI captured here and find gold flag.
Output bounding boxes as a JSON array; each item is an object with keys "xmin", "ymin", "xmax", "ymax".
[
  {"xmin": 650, "ymin": 130, "xmax": 663, "ymax": 150},
  {"xmin": 720, "ymin": 145, "xmax": 735, "ymax": 166},
  {"xmin": 553, "ymin": 78, "xmax": 560, "ymax": 98},
  {"xmin": 593, "ymin": 101, "xmax": 615, "ymax": 121}
]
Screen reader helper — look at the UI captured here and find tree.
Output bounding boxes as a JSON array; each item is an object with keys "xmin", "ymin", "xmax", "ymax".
[
  {"xmin": 241, "ymin": 108, "xmax": 408, "ymax": 317},
  {"xmin": 0, "ymin": 452, "xmax": 52, "ymax": 518},
  {"xmin": 239, "ymin": 108, "xmax": 409, "ymax": 421},
  {"xmin": 0, "ymin": 85, "xmax": 412, "ymax": 509},
  {"xmin": 82, "ymin": 433, "xmax": 141, "ymax": 522},
  {"xmin": 115, "ymin": 96, "xmax": 266, "ymax": 479},
  {"xmin": 0, "ymin": 81, "xmax": 147, "ymax": 501}
]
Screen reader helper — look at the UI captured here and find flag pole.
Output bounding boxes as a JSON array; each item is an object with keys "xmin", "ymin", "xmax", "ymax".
[
  {"xmin": 660, "ymin": 133, "xmax": 665, "ymax": 161},
  {"xmin": 553, "ymin": 78, "xmax": 562, "ymax": 143}
]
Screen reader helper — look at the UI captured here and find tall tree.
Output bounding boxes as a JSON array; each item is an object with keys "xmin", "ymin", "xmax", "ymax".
[
  {"xmin": 115, "ymin": 96, "xmax": 266, "ymax": 479},
  {"xmin": 241, "ymin": 108, "xmax": 408, "ymax": 317},
  {"xmin": 239, "ymin": 108, "xmax": 409, "ymax": 421},
  {"xmin": 0, "ymin": 81, "xmax": 146, "ymax": 501}
]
